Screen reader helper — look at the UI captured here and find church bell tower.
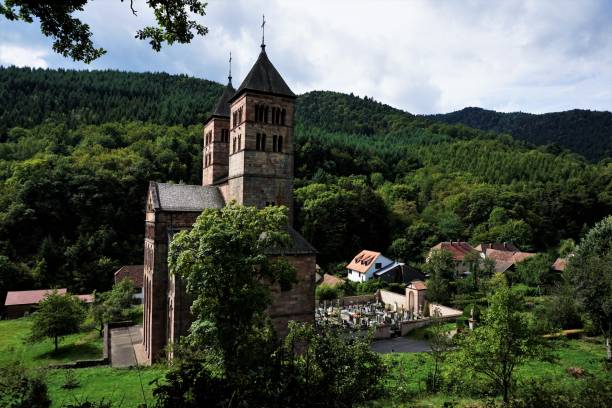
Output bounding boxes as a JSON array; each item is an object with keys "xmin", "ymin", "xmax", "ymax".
[{"xmin": 226, "ymin": 37, "xmax": 296, "ymax": 222}]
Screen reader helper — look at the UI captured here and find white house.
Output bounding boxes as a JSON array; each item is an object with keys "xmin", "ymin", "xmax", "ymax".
[{"xmin": 346, "ymin": 250, "xmax": 401, "ymax": 282}]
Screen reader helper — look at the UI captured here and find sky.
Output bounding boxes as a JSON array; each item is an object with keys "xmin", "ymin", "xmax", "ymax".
[{"xmin": 1, "ymin": 0, "xmax": 611, "ymax": 115}]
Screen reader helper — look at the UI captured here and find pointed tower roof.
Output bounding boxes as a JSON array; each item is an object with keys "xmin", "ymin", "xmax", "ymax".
[
  {"xmin": 230, "ymin": 48, "xmax": 295, "ymax": 102},
  {"xmin": 212, "ymin": 80, "xmax": 235, "ymax": 117}
]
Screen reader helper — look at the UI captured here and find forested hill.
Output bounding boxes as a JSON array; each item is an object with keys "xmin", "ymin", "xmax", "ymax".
[
  {"xmin": 0, "ymin": 66, "xmax": 224, "ymax": 128},
  {"xmin": 427, "ymin": 107, "xmax": 612, "ymax": 161},
  {"xmin": 2, "ymin": 67, "xmax": 611, "ymax": 161}
]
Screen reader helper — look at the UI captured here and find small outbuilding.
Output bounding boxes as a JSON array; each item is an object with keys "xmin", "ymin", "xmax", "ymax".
[{"xmin": 3, "ymin": 288, "xmax": 67, "ymax": 319}]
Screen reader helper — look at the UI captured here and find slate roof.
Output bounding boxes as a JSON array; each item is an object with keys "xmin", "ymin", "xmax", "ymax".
[
  {"xmin": 266, "ymin": 226, "xmax": 317, "ymax": 255},
  {"xmin": 431, "ymin": 242, "xmax": 477, "ymax": 261},
  {"xmin": 230, "ymin": 48, "xmax": 295, "ymax": 102},
  {"xmin": 114, "ymin": 265, "xmax": 144, "ymax": 288},
  {"xmin": 149, "ymin": 182, "xmax": 225, "ymax": 212},
  {"xmin": 4, "ymin": 288, "xmax": 67, "ymax": 306},
  {"xmin": 206, "ymin": 80, "xmax": 235, "ymax": 123},
  {"xmin": 346, "ymin": 250, "xmax": 382, "ymax": 273}
]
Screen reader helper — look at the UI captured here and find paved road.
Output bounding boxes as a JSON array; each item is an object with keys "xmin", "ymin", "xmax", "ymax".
[
  {"xmin": 370, "ymin": 337, "xmax": 430, "ymax": 353},
  {"xmin": 110, "ymin": 325, "xmax": 142, "ymax": 367}
]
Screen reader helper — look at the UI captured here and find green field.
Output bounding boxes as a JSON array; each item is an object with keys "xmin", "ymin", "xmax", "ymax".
[
  {"xmin": 370, "ymin": 337, "xmax": 611, "ymax": 407},
  {"xmin": 46, "ymin": 366, "xmax": 165, "ymax": 408},
  {"xmin": 0, "ymin": 317, "xmax": 103, "ymax": 367},
  {"xmin": 0, "ymin": 317, "xmax": 167, "ymax": 407}
]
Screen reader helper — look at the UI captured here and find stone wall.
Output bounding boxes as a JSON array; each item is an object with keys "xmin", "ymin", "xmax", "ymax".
[
  {"xmin": 143, "ymin": 204, "xmax": 201, "ymax": 363},
  {"xmin": 268, "ymin": 254, "xmax": 316, "ymax": 336}
]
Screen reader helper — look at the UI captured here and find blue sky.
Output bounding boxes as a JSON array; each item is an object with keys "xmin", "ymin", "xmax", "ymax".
[{"xmin": 1, "ymin": 0, "xmax": 611, "ymax": 114}]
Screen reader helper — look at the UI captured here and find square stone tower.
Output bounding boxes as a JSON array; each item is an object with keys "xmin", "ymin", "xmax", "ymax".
[
  {"xmin": 202, "ymin": 79, "xmax": 235, "ymax": 185},
  {"xmin": 226, "ymin": 46, "xmax": 296, "ymax": 222}
]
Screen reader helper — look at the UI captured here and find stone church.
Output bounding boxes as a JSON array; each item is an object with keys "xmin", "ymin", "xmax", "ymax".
[{"xmin": 142, "ymin": 43, "xmax": 316, "ymax": 363}]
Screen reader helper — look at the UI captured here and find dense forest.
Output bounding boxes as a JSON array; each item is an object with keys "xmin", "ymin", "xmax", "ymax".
[
  {"xmin": 428, "ymin": 107, "xmax": 612, "ymax": 162},
  {"xmin": 0, "ymin": 67, "xmax": 610, "ymax": 301}
]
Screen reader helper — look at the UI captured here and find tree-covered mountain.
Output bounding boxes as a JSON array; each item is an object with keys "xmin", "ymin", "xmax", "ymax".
[
  {"xmin": 0, "ymin": 67, "xmax": 610, "ymax": 300},
  {"xmin": 2, "ymin": 67, "xmax": 610, "ymax": 162},
  {"xmin": 427, "ymin": 107, "xmax": 612, "ymax": 162},
  {"xmin": 0, "ymin": 66, "xmax": 223, "ymax": 129}
]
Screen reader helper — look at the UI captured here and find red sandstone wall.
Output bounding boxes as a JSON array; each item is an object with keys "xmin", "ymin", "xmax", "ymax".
[{"xmin": 268, "ymin": 254, "xmax": 316, "ymax": 336}]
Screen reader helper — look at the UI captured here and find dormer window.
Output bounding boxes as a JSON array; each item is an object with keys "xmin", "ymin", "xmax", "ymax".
[{"xmin": 375, "ymin": 262, "xmax": 382, "ymax": 269}]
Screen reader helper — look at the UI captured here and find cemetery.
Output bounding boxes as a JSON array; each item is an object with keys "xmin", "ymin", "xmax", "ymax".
[{"xmin": 315, "ymin": 282, "xmax": 462, "ymax": 339}]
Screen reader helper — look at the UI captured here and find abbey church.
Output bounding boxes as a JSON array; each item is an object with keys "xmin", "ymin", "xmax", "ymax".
[{"xmin": 142, "ymin": 43, "xmax": 316, "ymax": 363}]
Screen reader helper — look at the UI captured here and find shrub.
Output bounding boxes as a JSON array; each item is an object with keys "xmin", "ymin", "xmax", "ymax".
[
  {"xmin": 510, "ymin": 284, "xmax": 539, "ymax": 298},
  {"xmin": 316, "ymin": 284, "xmax": 339, "ymax": 301},
  {"xmin": 0, "ymin": 362, "xmax": 50, "ymax": 408}
]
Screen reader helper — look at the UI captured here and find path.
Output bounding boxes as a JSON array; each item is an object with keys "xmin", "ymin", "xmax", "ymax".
[
  {"xmin": 370, "ymin": 336, "xmax": 430, "ymax": 353},
  {"xmin": 110, "ymin": 325, "xmax": 143, "ymax": 367}
]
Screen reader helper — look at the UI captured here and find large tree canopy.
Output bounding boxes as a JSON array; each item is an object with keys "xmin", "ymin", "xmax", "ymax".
[
  {"xmin": 0, "ymin": 0, "xmax": 208, "ymax": 62},
  {"xmin": 168, "ymin": 204, "xmax": 296, "ymax": 373},
  {"xmin": 569, "ymin": 215, "xmax": 612, "ymax": 360}
]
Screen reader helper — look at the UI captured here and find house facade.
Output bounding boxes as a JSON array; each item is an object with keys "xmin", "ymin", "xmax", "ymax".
[{"xmin": 346, "ymin": 250, "xmax": 401, "ymax": 282}]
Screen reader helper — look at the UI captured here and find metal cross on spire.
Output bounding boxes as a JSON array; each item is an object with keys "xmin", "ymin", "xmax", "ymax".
[
  {"xmin": 261, "ymin": 14, "xmax": 266, "ymax": 49},
  {"xmin": 228, "ymin": 51, "xmax": 232, "ymax": 83}
]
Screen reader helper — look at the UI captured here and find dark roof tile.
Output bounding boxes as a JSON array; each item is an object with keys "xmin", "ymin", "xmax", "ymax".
[{"xmin": 231, "ymin": 49, "xmax": 295, "ymax": 102}]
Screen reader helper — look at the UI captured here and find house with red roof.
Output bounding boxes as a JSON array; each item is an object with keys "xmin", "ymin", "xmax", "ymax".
[
  {"xmin": 428, "ymin": 241, "xmax": 479, "ymax": 275},
  {"xmin": 346, "ymin": 250, "xmax": 402, "ymax": 283}
]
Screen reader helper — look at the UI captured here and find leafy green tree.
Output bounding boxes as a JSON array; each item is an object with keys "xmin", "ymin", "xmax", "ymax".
[
  {"xmin": 0, "ymin": 1, "xmax": 208, "ymax": 62},
  {"xmin": 569, "ymin": 215, "xmax": 612, "ymax": 360},
  {"xmin": 424, "ymin": 249, "xmax": 455, "ymax": 304},
  {"xmin": 169, "ymin": 204, "xmax": 296, "ymax": 374},
  {"xmin": 558, "ymin": 238, "xmax": 576, "ymax": 257},
  {"xmin": 29, "ymin": 291, "xmax": 86, "ymax": 352},
  {"xmin": 514, "ymin": 253, "xmax": 555, "ymax": 289},
  {"xmin": 89, "ymin": 278, "xmax": 135, "ymax": 335},
  {"xmin": 455, "ymin": 286, "xmax": 551, "ymax": 403}
]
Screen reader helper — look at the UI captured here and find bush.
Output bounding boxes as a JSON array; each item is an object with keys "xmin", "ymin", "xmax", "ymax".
[
  {"xmin": 0, "ymin": 362, "xmax": 50, "ymax": 408},
  {"xmin": 510, "ymin": 284, "xmax": 539, "ymax": 298},
  {"xmin": 316, "ymin": 284, "xmax": 339, "ymax": 301},
  {"xmin": 512, "ymin": 377, "xmax": 612, "ymax": 408}
]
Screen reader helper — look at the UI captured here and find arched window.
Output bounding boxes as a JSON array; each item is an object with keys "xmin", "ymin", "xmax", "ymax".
[
  {"xmin": 232, "ymin": 137, "xmax": 236, "ymax": 153},
  {"xmin": 276, "ymin": 108, "xmax": 281, "ymax": 124},
  {"xmin": 281, "ymin": 109, "xmax": 286, "ymax": 125},
  {"xmin": 261, "ymin": 133, "xmax": 266, "ymax": 150},
  {"xmin": 264, "ymin": 106, "xmax": 269, "ymax": 123},
  {"xmin": 238, "ymin": 134, "xmax": 241, "ymax": 151},
  {"xmin": 256, "ymin": 133, "xmax": 261, "ymax": 150},
  {"xmin": 272, "ymin": 135, "xmax": 277, "ymax": 152},
  {"xmin": 278, "ymin": 135, "xmax": 283, "ymax": 152}
]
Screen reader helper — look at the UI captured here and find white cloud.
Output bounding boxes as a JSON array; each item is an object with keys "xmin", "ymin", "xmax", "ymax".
[
  {"xmin": 0, "ymin": 44, "xmax": 48, "ymax": 68},
  {"xmin": 0, "ymin": 0, "xmax": 610, "ymax": 114}
]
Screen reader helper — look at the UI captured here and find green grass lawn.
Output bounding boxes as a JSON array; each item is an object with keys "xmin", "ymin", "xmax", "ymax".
[
  {"xmin": 368, "ymin": 337, "xmax": 611, "ymax": 407},
  {"xmin": 0, "ymin": 317, "xmax": 103, "ymax": 368},
  {"xmin": 46, "ymin": 366, "xmax": 166, "ymax": 408}
]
